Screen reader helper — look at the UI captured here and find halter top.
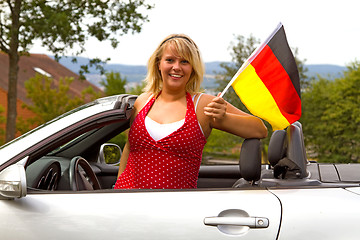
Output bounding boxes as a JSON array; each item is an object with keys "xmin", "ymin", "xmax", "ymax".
[
  {"xmin": 144, "ymin": 94, "xmax": 203, "ymax": 141},
  {"xmin": 114, "ymin": 92, "xmax": 207, "ymax": 189}
]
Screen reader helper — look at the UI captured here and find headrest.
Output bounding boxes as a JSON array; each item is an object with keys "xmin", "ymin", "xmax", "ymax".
[
  {"xmin": 286, "ymin": 124, "xmax": 308, "ymax": 178},
  {"xmin": 268, "ymin": 130, "xmax": 287, "ymax": 167},
  {"xmin": 239, "ymin": 138, "xmax": 261, "ymax": 182},
  {"xmin": 268, "ymin": 122, "xmax": 309, "ymax": 179}
]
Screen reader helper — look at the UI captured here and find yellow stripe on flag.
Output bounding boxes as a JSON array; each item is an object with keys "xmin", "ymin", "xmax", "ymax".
[{"xmin": 231, "ymin": 63, "xmax": 290, "ymax": 130}]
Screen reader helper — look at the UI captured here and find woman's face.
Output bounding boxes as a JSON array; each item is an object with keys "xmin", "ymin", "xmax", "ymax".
[{"xmin": 158, "ymin": 45, "xmax": 193, "ymax": 92}]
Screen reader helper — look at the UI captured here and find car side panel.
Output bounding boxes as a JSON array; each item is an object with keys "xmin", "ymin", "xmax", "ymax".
[
  {"xmin": 270, "ymin": 187, "xmax": 360, "ymax": 240},
  {"xmin": 1, "ymin": 189, "xmax": 281, "ymax": 240}
]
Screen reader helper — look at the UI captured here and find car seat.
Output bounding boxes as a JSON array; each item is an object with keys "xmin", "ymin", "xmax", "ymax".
[
  {"xmin": 268, "ymin": 122, "xmax": 308, "ymax": 179},
  {"xmin": 232, "ymin": 138, "xmax": 261, "ymax": 187}
]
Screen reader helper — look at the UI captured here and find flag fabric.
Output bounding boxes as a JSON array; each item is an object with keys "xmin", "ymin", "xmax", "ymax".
[{"xmin": 221, "ymin": 23, "xmax": 301, "ymax": 130}]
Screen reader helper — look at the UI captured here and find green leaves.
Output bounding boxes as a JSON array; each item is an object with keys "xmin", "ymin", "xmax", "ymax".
[
  {"xmin": 215, "ymin": 35, "xmax": 260, "ymax": 111},
  {"xmin": 22, "ymin": 73, "xmax": 101, "ymax": 126},
  {"xmin": 1, "ymin": 0, "xmax": 152, "ymax": 141},
  {"xmin": 2, "ymin": 0, "xmax": 153, "ymax": 55},
  {"xmin": 301, "ymin": 62, "xmax": 360, "ymax": 163},
  {"xmin": 100, "ymin": 71, "xmax": 127, "ymax": 96}
]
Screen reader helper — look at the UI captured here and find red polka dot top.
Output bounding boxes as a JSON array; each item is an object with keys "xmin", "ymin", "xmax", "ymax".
[{"xmin": 114, "ymin": 92, "xmax": 207, "ymax": 189}]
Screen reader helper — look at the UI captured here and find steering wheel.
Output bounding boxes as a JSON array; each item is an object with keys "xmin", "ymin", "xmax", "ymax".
[{"xmin": 69, "ymin": 156, "xmax": 101, "ymax": 191}]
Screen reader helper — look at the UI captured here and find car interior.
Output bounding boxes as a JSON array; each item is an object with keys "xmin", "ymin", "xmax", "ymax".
[
  {"xmin": 231, "ymin": 121, "xmax": 360, "ymax": 189},
  {"xmin": 23, "ymin": 96, "xmax": 360, "ymax": 193}
]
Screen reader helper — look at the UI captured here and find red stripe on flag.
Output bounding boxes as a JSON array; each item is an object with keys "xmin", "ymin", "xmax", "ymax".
[{"xmin": 251, "ymin": 45, "xmax": 301, "ymax": 123}]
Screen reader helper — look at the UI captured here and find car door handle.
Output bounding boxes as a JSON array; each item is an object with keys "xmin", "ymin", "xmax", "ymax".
[{"xmin": 204, "ymin": 216, "xmax": 269, "ymax": 228}]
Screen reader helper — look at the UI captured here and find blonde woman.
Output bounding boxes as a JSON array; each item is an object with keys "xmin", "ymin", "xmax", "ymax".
[{"xmin": 114, "ymin": 34, "xmax": 267, "ymax": 189}]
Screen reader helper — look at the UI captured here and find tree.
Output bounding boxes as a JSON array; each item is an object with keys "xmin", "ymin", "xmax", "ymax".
[
  {"xmin": 213, "ymin": 34, "xmax": 308, "ymax": 162},
  {"xmin": 292, "ymin": 47, "xmax": 310, "ymax": 88},
  {"xmin": 100, "ymin": 72, "xmax": 146, "ymax": 149},
  {"xmin": 0, "ymin": 0, "xmax": 152, "ymax": 142},
  {"xmin": 209, "ymin": 35, "xmax": 261, "ymax": 161},
  {"xmin": 129, "ymin": 81, "xmax": 146, "ymax": 95},
  {"xmin": 0, "ymin": 105, "xmax": 5, "ymax": 144},
  {"xmin": 215, "ymin": 34, "xmax": 260, "ymax": 109},
  {"xmin": 215, "ymin": 35, "xmax": 309, "ymax": 109},
  {"xmin": 19, "ymin": 73, "xmax": 102, "ymax": 132},
  {"xmin": 203, "ymin": 128, "xmax": 242, "ymax": 163},
  {"xmin": 100, "ymin": 71, "xmax": 127, "ymax": 96},
  {"xmin": 100, "ymin": 71, "xmax": 130, "ymax": 149},
  {"xmin": 301, "ymin": 61, "xmax": 360, "ymax": 163}
]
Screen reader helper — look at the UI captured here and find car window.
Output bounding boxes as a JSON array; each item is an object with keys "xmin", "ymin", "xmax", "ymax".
[
  {"xmin": 48, "ymin": 129, "xmax": 98, "ymax": 155},
  {"xmin": 202, "ymin": 129, "xmax": 242, "ymax": 165}
]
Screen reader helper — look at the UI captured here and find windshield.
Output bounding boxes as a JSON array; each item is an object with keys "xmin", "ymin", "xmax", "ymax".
[
  {"xmin": 0, "ymin": 101, "xmax": 97, "ymax": 151},
  {"xmin": 47, "ymin": 129, "xmax": 98, "ymax": 155},
  {"xmin": 0, "ymin": 97, "xmax": 119, "ymax": 165}
]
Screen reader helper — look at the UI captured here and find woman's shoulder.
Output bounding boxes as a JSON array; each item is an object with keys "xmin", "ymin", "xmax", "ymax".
[
  {"xmin": 136, "ymin": 92, "xmax": 153, "ymax": 102},
  {"xmin": 134, "ymin": 92, "xmax": 153, "ymax": 109},
  {"xmin": 195, "ymin": 92, "xmax": 217, "ymax": 104}
]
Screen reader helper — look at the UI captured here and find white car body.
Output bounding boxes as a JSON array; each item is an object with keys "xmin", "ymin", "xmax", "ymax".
[{"xmin": 1, "ymin": 94, "xmax": 360, "ymax": 239}]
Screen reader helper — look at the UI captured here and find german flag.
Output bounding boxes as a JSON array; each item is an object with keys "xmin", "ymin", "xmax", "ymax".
[{"xmin": 221, "ymin": 23, "xmax": 301, "ymax": 130}]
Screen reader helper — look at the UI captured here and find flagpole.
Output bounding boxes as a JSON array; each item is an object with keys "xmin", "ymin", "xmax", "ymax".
[
  {"xmin": 219, "ymin": 60, "xmax": 249, "ymax": 98},
  {"xmin": 219, "ymin": 22, "xmax": 283, "ymax": 98}
]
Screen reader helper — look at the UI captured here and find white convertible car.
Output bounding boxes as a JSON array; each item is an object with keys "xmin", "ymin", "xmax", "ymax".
[{"xmin": 1, "ymin": 94, "xmax": 360, "ymax": 240}]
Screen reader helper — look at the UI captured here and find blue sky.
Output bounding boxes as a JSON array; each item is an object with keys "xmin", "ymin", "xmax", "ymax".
[{"xmin": 32, "ymin": 0, "xmax": 360, "ymax": 66}]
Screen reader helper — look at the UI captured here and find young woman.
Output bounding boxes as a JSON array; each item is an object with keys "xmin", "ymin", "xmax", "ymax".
[{"xmin": 114, "ymin": 34, "xmax": 267, "ymax": 189}]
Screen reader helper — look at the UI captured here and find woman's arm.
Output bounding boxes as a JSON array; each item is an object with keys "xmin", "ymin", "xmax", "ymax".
[
  {"xmin": 117, "ymin": 141, "xmax": 130, "ymax": 178},
  {"xmin": 201, "ymin": 93, "xmax": 268, "ymax": 139}
]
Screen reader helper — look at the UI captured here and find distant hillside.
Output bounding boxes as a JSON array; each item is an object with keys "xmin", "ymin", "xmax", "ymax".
[
  {"xmin": 306, "ymin": 64, "xmax": 346, "ymax": 79},
  {"xmin": 52, "ymin": 56, "xmax": 346, "ymax": 89}
]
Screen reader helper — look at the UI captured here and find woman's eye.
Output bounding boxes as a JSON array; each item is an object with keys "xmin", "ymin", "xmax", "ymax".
[
  {"xmin": 181, "ymin": 60, "xmax": 189, "ymax": 64},
  {"xmin": 165, "ymin": 58, "xmax": 173, "ymax": 62}
]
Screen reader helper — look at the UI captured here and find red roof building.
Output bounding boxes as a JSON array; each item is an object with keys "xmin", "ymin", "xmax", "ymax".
[{"xmin": 0, "ymin": 52, "xmax": 103, "ymax": 139}]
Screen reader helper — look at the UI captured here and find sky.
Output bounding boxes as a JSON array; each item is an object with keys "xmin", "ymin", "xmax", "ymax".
[{"xmin": 32, "ymin": 0, "xmax": 360, "ymax": 67}]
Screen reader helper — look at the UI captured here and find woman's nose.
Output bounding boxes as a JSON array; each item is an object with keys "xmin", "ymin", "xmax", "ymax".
[{"xmin": 172, "ymin": 61, "xmax": 181, "ymax": 71}]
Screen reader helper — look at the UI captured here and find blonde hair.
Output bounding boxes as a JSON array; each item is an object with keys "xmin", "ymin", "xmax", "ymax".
[{"xmin": 144, "ymin": 34, "xmax": 205, "ymax": 95}]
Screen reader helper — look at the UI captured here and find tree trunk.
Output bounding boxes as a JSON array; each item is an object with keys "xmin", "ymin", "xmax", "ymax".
[{"xmin": 5, "ymin": 0, "xmax": 21, "ymax": 142}]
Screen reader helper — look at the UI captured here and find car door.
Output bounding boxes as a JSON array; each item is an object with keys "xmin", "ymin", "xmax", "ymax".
[
  {"xmin": 1, "ymin": 188, "xmax": 281, "ymax": 240},
  {"xmin": 270, "ymin": 187, "xmax": 360, "ymax": 239}
]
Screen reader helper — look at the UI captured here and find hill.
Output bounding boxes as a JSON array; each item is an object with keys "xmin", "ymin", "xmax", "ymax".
[
  {"xmin": 306, "ymin": 64, "xmax": 346, "ymax": 79},
  {"xmin": 53, "ymin": 56, "xmax": 346, "ymax": 89}
]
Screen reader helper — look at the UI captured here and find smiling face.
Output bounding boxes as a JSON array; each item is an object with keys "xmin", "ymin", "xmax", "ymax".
[{"xmin": 158, "ymin": 45, "xmax": 193, "ymax": 93}]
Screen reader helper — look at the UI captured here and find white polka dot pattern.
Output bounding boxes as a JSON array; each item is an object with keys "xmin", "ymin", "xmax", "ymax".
[{"xmin": 114, "ymin": 92, "xmax": 207, "ymax": 189}]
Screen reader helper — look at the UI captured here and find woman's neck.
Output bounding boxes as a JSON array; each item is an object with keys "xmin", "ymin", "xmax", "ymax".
[{"xmin": 157, "ymin": 89, "xmax": 187, "ymax": 102}]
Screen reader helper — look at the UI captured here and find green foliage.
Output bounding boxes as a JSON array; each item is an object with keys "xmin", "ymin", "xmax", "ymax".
[
  {"xmin": 99, "ymin": 71, "xmax": 143, "ymax": 149},
  {"xmin": 203, "ymin": 129, "xmax": 242, "ymax": 160},
  {"xmin": 212, "ymin": 35, "xmax": 262, "ymax": 161},
  {"xmin": 101, "ymin": 71, "xmax": 127, "ymax": 96},
  {"xmin": 293, "ymin": 47, "xmax": 310, "ymax": 88},
  {"xmin": 213, "ymin": 34, "xmax": 308, "ymax": 161},
  {"xmin": 301, "ymin": 61, "xmax": 360, "ymax": 163},
  {"xmin": 99, "ymin": 73, "xmax": 146, "ymax": 150},
  {"xmin": 1, "ymin": 0, "xmax": 153, "ymax": 75},
  {"xmin": 0, "ymin": 0, "xmax": 152, "ymax": 56},
  {"xmin": 107, "ymin": 131, "xmax": 128, "ymax": 150},
  {"xmin": 128, "ymin": 81, "xmax": 146, "ymax": 95},
  {"xmin": 19, "ymin": 73, "xmax": 101, "ymax": 132},
  {"xmin": 0, "ymin": 0, "xmax": 152, "ymax": 141},
  {"xmin": 215, "ymin": 34, "xmax": 260, "ymax": 109},
  {"xmin": 102, "ymin": 144, "xmax": 122, "ymax": 164}
]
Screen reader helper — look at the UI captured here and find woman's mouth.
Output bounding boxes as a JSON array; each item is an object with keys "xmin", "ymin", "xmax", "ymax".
[{"xmin": 170, "ymin": 74, "xmax": 182, "ymax": 78}]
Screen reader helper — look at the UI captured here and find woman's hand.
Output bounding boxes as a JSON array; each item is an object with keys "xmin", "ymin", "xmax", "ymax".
[{"xmin": 203, "ymin": 93, "xmax": 227, "ymax": 121}]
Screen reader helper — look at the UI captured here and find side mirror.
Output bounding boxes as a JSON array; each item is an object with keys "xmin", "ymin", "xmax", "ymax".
[
  {"xmin": 98, "ymin": 143, "xmax": 122, "ymax": 165},
  {"xmin": 0, "ymin": 164, "xmax": 27, "ymax": 199}
]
